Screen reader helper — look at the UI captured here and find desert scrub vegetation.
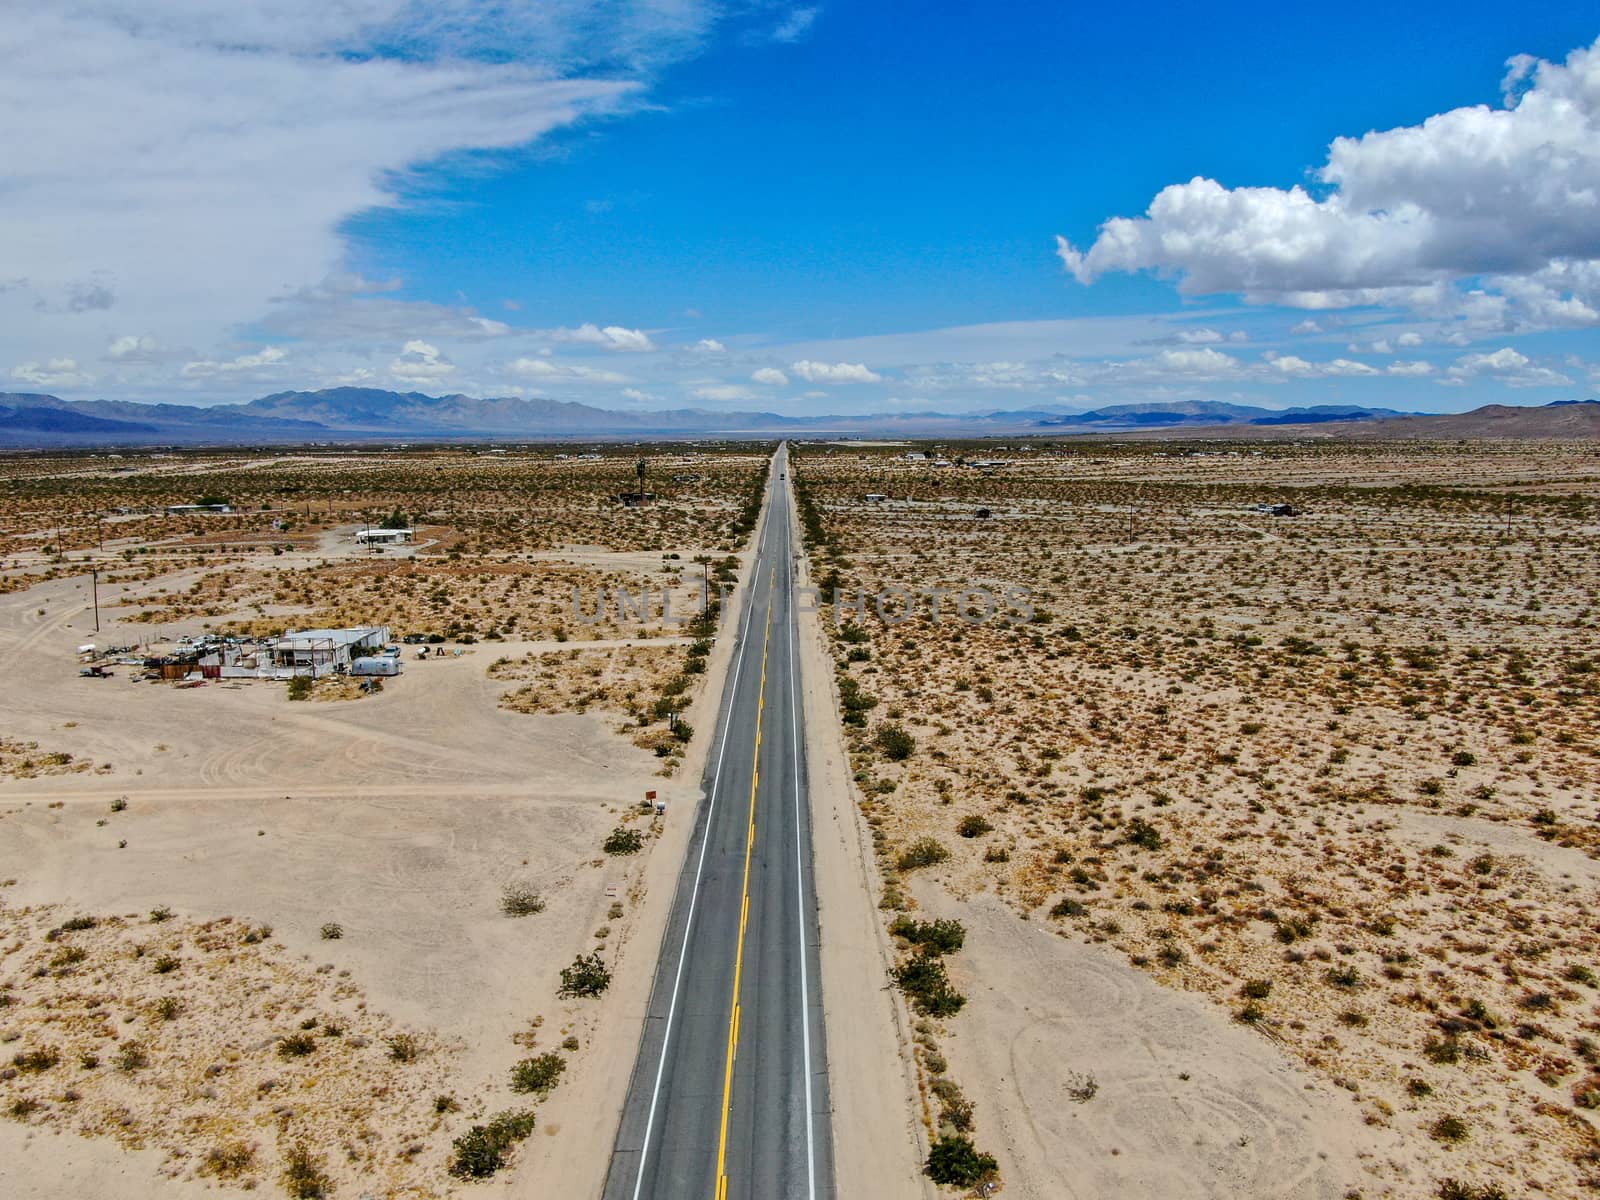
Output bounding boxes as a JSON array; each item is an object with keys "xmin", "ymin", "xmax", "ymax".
[
  {"xmin": 603, "ymin": 824, "xmax": 646, "ymax": 855},
  {"xmin": 924, "ymin": 1133, "xmax": 999, "ymax": 1188},
  {"xmin": 0, "ymin": 738, "xmax": 92, "ymax": 780},
  {"xmin": 449, "ymin": 1108, "xmax": 537, "ymax": 1179},
  {"xmin": 0, "ymin": 903, "xmax": 457, "ymax": 1196},
  {"xmin": 896, "ymin": 837, "xmax": 951, "ymax": 871},
  {"xmin": 792, "ymin": 440, "xmax": 1600, "ymax": 1198},
  {"xmin": 558, "ymin": 952, "xmax": 611, "ymax": 998},
  {"xmin": 509, "ymin": 1051, "xmax": 566, "ymax": 1095},
  {"xmin": 889, "ymin": 915, "xmax": 966, "ymax": 956},
  {"xmin": 501, "ymin": 882, "xmax": 546, "ymax": 916}
]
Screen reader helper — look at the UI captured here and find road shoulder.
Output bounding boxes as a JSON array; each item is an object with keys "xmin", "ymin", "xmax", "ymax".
[{"xmin": 791, "ymin": 487, "xmax": 930, "ymax": 1199}]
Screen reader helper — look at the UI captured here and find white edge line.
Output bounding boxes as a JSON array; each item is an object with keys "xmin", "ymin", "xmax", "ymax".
[
  {"xmin": 785, "ymin": 456, "xmax": 820, "ymax": 1200},
  {"xmin": 630, "ymin": 464, "xmax": 772, "ymax": 1200}
]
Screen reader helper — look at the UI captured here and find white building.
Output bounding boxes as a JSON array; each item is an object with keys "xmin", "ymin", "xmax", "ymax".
[
  {"xmin": 266, "ymin": 627, "xmax": 392, "ymax": 678},
  {"xmin": 355, "ymin": 527, "xmax": 414, "ymax": 545}
]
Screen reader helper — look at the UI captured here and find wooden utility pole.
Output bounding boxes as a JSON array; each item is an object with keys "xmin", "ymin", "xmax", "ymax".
[{"xmin": 91, "ymin": 568, "xmax": 100, "ymax": 632}]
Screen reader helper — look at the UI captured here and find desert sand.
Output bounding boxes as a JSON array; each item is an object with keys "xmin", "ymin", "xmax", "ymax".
[
  {"xmin": 0, "ymin": 447, "xmax": 780, "ymax": 1197},
  {"xmin": 792, "ymin": 438, "xmax": 1600, "ymax": 1200}
]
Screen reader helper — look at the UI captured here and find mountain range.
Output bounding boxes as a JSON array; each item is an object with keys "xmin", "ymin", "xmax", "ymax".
[{"xmin": 0, "ymin": 388, "xmax": 1596, "ymax": 447}]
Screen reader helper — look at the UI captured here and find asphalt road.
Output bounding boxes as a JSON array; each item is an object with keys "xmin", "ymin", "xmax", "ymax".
[{"xmin": 604, "ymin": 445, "xmax": 835, "ymax": 1200}]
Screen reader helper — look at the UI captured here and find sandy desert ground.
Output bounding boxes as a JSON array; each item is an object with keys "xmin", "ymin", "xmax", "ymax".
[
  {"xmin": 793, "ymin": 438, "xmax": 1600, "ymax": 1200},
  {"xmin": 0, "ymin": 447, "xmax": 776, "ymax": 1197}
]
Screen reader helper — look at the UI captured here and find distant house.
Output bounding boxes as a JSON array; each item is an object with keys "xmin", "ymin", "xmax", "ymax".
[
  {"xmin": 903, "ymin": 452, "xmax": 928, "ymax": 462},
  {"xmin": 865, "ymin": 493, "xmax": 888, "ymax": 503},
  {"xmin": 672, "ymin": 473, "xmax": 704, "ymax": 483},
  {"xmin": 266, "ymin": 627, "xmax": 392, "ymax": 678},
  {"xmin": 356, "ymin": 527, "xmax": 414, "ymax": 545},
  {"xmin": 1253, "ymin": 503, "xmax": 1301, "ymax": 517},
  {"xmin": 974, "ymin": 507, "xmax": 992, "ymax": 519},
  {"xmin": 165, "ymin": 503, "xmax": 231, "ymax": 515},
  {"xmin": 617, "ymin": 491, "xmax": 656, "ymax": 507}
]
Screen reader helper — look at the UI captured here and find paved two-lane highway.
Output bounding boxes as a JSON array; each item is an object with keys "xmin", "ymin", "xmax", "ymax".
[{"xmin": 604, "ymin": 445, "xmax": 834, "ymax": 1200}]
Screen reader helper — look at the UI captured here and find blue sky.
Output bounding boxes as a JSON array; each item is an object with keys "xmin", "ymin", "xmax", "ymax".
[{"xmin": 4, "ymin": 2, "xmax": 1599, "ymax": 414}]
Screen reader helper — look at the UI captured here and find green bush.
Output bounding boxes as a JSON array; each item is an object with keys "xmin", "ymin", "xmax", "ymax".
[
  {"xmin": 1125, "ymin": 817, "xmax": 1163, "ymax": 850},
  {"xmin": 1437, "ymin": 1182, "xmax": 1508, "ymax": 1200},
  {"xmin": 282, "ymin": 1144, "xmax": 330, "ymax": 1199},
  {"xmin": 12, "ymin": 1047, "xmax": 59, "ymax": 1073},
  {"xmin": 501, "ymin": 884, "xmax": 545, "ymax": 917},
  {"xmin": 286, "ymin": 675, "xmax": 312, "ymax": 701},
  {"xmin": 888, "ymin": 916, "xmax": 965, "ymax": 956},
  {"xmin": 924, "ymin": 1135, "xmax": 998, "ymax": 1187},
  {"xmin": 559, "ymin": 953, "xmax": 611, "ymax": 998},
  {"xmin": 892, "ymin": 952, "xmax": 966, "ymax": 1017},
  {"xmin": 896, "ymin": 838, "xmax": 949, "ymax": 871},
  {"xmin": 604, "ymin": 826, "xmax": 645, "ymax": 855},
  {"xmin": 277, "ymin": 1033, "xmax": 316, "ymax": 1059},
  {"xmin": 874, "ymin": 723, "xmax": 916, "ymax": 761},
  {"xmin": 509, "ymin": 1052, "xmax": 566, "ymax": 1095},
  {"xmin": 956, "ymin": 814, "xmax": 992, "ymax": 838}
]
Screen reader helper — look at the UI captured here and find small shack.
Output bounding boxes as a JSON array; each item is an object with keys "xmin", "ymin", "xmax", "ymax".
[
  {"xmin": 356, "ymin": 527, "xmax": 414, "ymax": 545},
  {"xmin": 617, "ymin": 491, "xmax": 656, "ymax": 507},
  {"xmin": 165, "ymin": 503, "xmax": 232, "ymax": 515},
  {"xmin": 266, "ymin": 627, "xmax": 392, "ymax": 678}
]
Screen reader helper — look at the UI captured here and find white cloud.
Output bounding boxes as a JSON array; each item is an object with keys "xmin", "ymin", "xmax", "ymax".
[
  {"xmin": 691, "ymin": 384, "xmax": 759, "ymax": 402},
  {"xmin": 11, "ymin": 358, "xmax": 93, "ymax": 389},
  {"xmin": 105, "ymin": 334, "xmax": 179, "ymax": 364},
  {"xmin": 620, "ymin": 387, "xmax": 661, "ymax": 403},
  {"xmin": 1445, "ymin": 346, "xmax": 1572, "ymax": 388},
  {"xmin": 180, "ymin": 346, "xmax": 288, "ymax": 378},
  {"xmin": 1396, "ymin": 331, "xmax": 1424, "ymax": 347},
  {"xmin": 1057, "ymin": 37, "xmax": 1600, "ymax": 329},
  {"xmin": 0, "ymin": 3, "xmax": 724, "ymax": 397},
  {"xmin": 1290, "ymin": 319, "xmax": 1322, "ymax": 335},
  {"xmin": 507, "ymin": 357, "xmax": 629, "ymax": 384},
  {"xmin": 770, "ymin": 7, "xmax": 819, "ymax": 43},
  {"xmin": 547, "ymin": 324, "xmax": 658, "ymax": 352},
  {"xmin": 692, "ymin": 338, "xmax": 726, "ymax": 353},
  {"xmin": 388, "ymin": 340, "xmax": 453, "ymax": 386},
  {"xmin": 791, "ymin": 359, "xmax": 883, "ymax": 384},
  {"xmin": 751, "ymin": 367, "xmax": 790, "ymax": 386},
  {"xmin": 1149, "ymin": 348, "xmax": 1241, "ymax": 378},
  {"xmin": 1387, "ymin": 360, "xmax": 1435, "ymax": 377},
  {"xmin": 259, "ymin": 275, "xmax": 515, "ymax": 343}
]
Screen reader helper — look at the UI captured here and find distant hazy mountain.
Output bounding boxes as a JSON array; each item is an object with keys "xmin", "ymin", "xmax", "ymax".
[
  {"xmin": 0, "ymin": 387, "xmax": 1593, "ymax": 447},
  {"xmin": 0, "ymin": 395, "xmax": 158, "ymax": 435},
  {"xmin": 242, "ymin": 388, "xmax": 801, "ymax": 434},
  {"xmin": 1031, "ymin": 400, "xmax": 1409, "ymax": 428},
  {"xmin": 1313, "ymin": 399, "xmax": 1600, "ymax": 439}
]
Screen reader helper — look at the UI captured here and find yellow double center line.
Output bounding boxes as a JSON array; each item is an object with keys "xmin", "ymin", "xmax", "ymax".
[{"xmin": 714, "ymin": 575, "xmax": 774, "ymax": 1200}]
